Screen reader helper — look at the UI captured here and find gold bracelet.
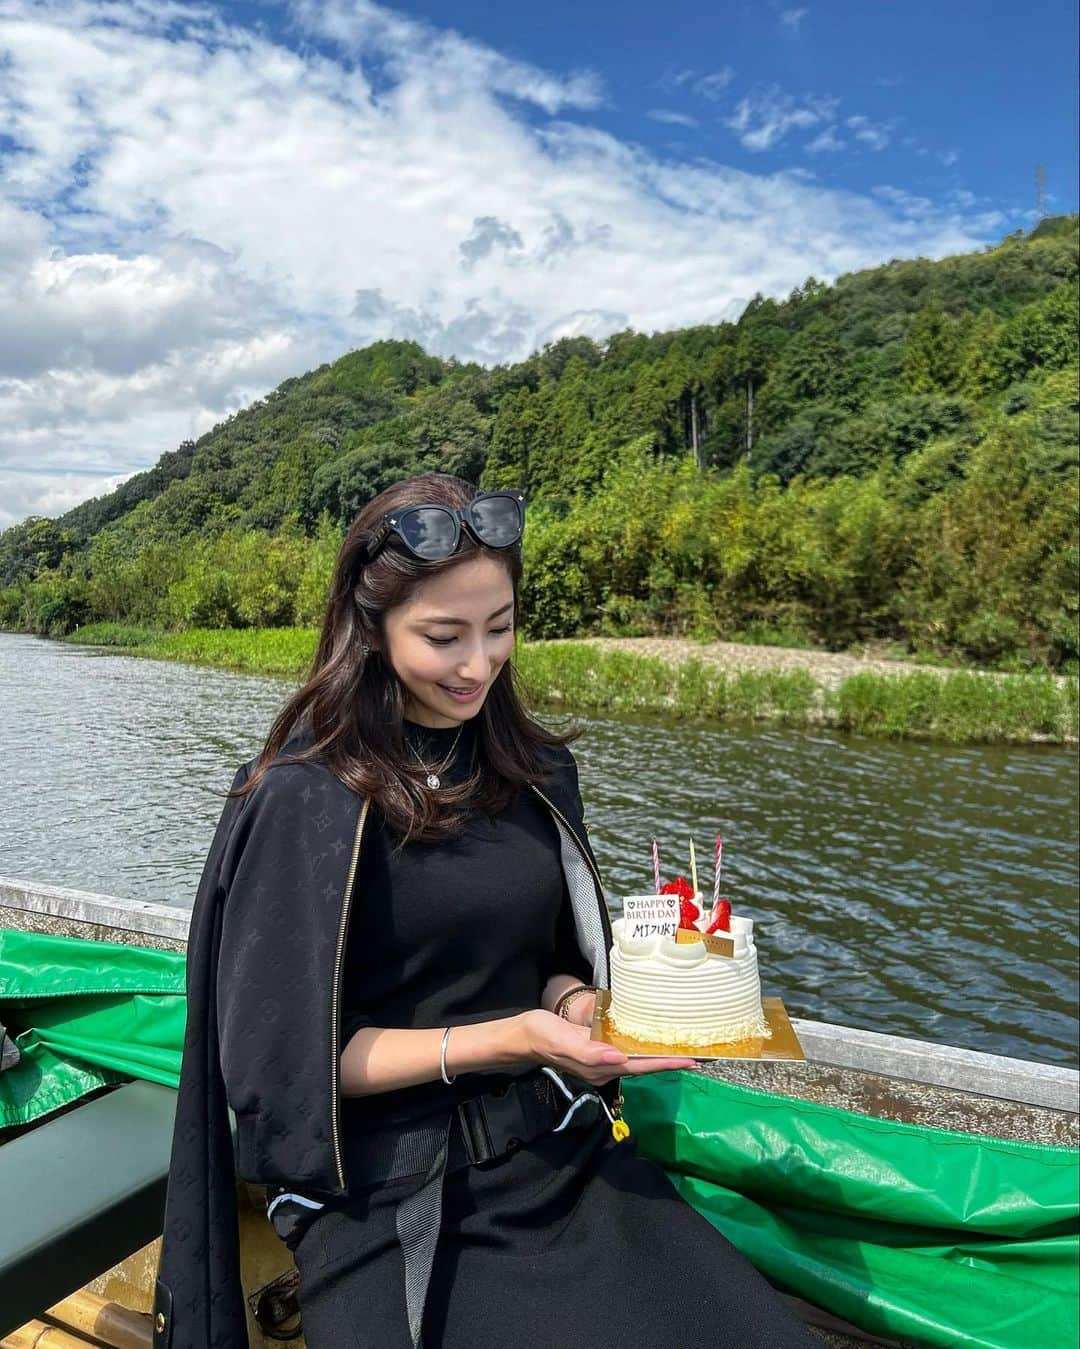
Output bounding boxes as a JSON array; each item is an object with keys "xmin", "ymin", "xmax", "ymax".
[{"xmin": 553, "ymin": 984, "xmax": 595, "ymax": 1020}]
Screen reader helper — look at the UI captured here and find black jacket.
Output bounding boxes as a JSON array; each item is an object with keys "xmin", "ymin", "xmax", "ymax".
[{"xmin": 152, "ymin": 734, "xmax": 612, "ymax": 1348}]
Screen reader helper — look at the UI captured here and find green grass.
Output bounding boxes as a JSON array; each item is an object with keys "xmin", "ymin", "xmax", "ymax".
[
  {"xmin": 63, "ymin": 622, "xmax": 161, "ymax": 647},
  {"xmin": 830, "ymin": 670, "xmax": 1079, "ymax": 744},
  {"xmin": 515, "ymin": 642, "xmax": 1076, "ymax": 742},
  {"xmin": 60, "ymin": 626, "xmax": 1078, "ymax": 745},
  {"xmin": 64, "ymin": 622, "xmax": 318, "ymax": 678},
  {"xmin": 516, "ymin": 646, "xmax": 819, "ymax": 725}
]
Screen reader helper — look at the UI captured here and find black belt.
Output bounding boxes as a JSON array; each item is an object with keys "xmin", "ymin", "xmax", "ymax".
[{"xmin": 268, "ymin": 1068, "xmax": 604, "ymax": 1348}]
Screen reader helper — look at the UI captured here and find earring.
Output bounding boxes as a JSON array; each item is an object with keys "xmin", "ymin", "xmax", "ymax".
[{"xmin": 361, "ymin": 643, "xmax": 371, "ymax": 656}]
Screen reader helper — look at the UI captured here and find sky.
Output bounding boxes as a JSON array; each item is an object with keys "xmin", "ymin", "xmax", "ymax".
[{"xmin": 1, "ymin": 0, "xmax": 1076, "ymax": 530}]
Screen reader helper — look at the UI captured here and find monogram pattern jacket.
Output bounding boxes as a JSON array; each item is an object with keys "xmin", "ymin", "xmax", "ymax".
[{"xmin": 152, "ymin": 736, "xmax": 611, "ymax": 1348}]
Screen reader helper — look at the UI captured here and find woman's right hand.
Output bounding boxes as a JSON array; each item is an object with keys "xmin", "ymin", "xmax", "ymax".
[{"xmin": 517, "ymin": 1009, "xmax": 696, "ymax": 1085}]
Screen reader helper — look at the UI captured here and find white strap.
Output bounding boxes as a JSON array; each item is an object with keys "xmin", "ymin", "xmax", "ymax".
[
  {"xmin": 266, "ymin": 1190, "xmax": 326, "ymax": 1221},
  {"xmin": 540, "ymin": 1066, "xmax": 616, "ymax": 1132}
]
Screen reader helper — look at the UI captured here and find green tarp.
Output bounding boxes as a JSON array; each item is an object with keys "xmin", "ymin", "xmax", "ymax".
[
  {"xmin": 0, "ymin": 928, "xmax": 187, "ymax": 1127},
  {"xmin": 623, "ymin": 1070, "xmax": 1078, "ymax": 1349},
  {"xmin": 2, "ymin": 927, "xmax": 1077, "ymax": 1348}
]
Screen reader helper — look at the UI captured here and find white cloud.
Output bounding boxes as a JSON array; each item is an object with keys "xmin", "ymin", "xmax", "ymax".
[
  {"xmin": 780, "ymin": 8, "xmax": 809, "ymax": 32},
  {"xmin": 871, "ymin": 184, "xmax": 1001, "ymax": 231},
  {"xmin": 805, "ymin": 128, "xmax": 845, "ymax": 154},
  {"xmin": 846, "ymin": 114, "xmax": 891, "ymax": 151},
  {"xmin": 659, "ymin": 66, "xmax": 734, "ymax": 101},
  {"xmin": 0, "ymin": 0, "xmax": 1009, "ymax": 529},
  {"xmin": 647, "ymin": 109, "xmax": 699, "ymax": 128},
  {"xmin": 290, "ymin": 0, "xmax": 603, "ymax": 115},
  {"xmin": 0, "ymin": 469, "xmax": 135, "ymax": 528},
  {"xmin": 0, "ymin": 327, "xmax": 321, "ymax": 528},
  {"xmin": 872, "ymin": 185, "xmax": 935, "ymax": 216},
  {"xmin": 693, "ymin": 67, "xmax": 736, "ymax": 101},
  {"xmin": 725, "ymin": 86, "xmax": 839, "ymax": 152},
  {"xmin": 459, "ymin": 216, "xmax": 525, "ymax": 270}
]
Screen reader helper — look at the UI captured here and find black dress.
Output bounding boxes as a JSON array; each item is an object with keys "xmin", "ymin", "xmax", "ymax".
[{"xmin": 276, "ymin": 719, "xmax": 818, "ymax": 1349}]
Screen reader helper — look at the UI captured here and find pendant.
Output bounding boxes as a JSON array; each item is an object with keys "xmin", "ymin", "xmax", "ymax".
[
  {"xmin": 611, "ymin": 1090, "xmax": 630, "ymax": 1143},
  {"xmin": 426, "ymin": 773, "xmax": 441, "ymax": 789},
  {"xmin": 600, "ymin": 1090, "xmax": 631, "ymax": 1143}
]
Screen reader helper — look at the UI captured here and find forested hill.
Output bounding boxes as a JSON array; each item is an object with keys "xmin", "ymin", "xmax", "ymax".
[{"xmin": 2, "ymin": 214, "xmax": 1077, "ymax": 670}]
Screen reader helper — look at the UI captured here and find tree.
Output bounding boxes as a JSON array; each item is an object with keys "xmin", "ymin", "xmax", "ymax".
[
  {"xmin": 994, "ymin": 283, "xmax": 1079, "ymax": 384},
  {"xmin": 482, "ymin": 388, "xmax": 534, "ymax": 490},
  {"xmin": 957, "ymin": 309, "xmax": 1000, "ymax": 397},
  {"xmin": 759, "ymin": 319, "xmax": 852, "ymax": 439},
  {"xmin": 0, "ymin": 517, "xmax": 75, "ymax": 585},
  {"xmin": 410, "ymin": 395, "xmax": 490, "ymax": 484},
  {"xmin": 902, "ymin": 302, "xmax": 962, "ymax": 393}
]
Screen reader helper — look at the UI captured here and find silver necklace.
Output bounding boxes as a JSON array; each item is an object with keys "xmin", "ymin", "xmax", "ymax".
[{"xmin": 406, "ymin": 723, "xmax": 465, "ymax": 789}]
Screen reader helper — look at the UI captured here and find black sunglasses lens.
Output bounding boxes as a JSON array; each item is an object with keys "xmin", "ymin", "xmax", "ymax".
[
  {"xmin": 399, "ymin": 507, "xmax": 459, "ymax": 559},
  {"xmin": 469, "ymin": 496, "xmax": 522, "ymax": 547}
]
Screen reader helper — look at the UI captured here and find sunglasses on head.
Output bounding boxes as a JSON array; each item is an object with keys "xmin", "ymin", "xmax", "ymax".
[{"xmin": 360, "ymin": 490, "xmax": 526, "ymax": 565}]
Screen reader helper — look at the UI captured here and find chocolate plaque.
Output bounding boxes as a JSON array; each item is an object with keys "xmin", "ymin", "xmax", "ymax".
[{"xmin": 675, "ymin": 928, "xmax": 735, "ymax": 958}]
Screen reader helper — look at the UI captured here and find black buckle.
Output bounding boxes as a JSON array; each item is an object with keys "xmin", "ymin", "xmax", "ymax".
[
  {"xmin": 456, "ymin": 1096, "xmax": 495, "ymax": 1164},
  {"xmin": 456, "ymin": 1077, "xmax": 553, "ymax": 1165}
]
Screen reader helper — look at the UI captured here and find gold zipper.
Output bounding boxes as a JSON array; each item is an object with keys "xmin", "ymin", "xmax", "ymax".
[{"xmin": 331, "ymin": 796, "xmax": 369, "ymax": 1191}]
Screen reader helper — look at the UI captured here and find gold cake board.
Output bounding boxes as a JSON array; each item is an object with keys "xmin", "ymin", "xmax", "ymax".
[{"xmin": 590, "ymin": 990, "xmax": 805, "ymax": 1062}]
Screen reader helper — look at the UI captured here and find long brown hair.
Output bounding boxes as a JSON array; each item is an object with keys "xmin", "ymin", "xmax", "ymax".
[{"xmin": 232, "ymin": 473, "xmax": 577, "ymax": 843}]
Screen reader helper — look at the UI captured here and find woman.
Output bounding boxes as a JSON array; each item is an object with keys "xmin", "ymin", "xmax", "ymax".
[{"xmin": 152, "ymin": 473, "xmax": 818, "ymax": 1349}]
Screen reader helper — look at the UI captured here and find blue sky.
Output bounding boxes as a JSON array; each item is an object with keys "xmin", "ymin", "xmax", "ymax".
[
  {"xmin": 243, "ymin": 0, "xmax": 1078, "ymax": 218},
  {"xmin": 344, "ymin": 0, "xmax": 1079, "ymax": 215},
  {"xmin": 0, "ymin": 0, "xmax": 1076, "ymax": 528}
]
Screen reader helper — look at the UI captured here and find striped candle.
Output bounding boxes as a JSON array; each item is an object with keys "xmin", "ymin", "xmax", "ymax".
[
  {"xmin": 712, "ymin": 834, "xmax": 723, "ymax": 912},
  {"xmin": 689, "ymin": 837, "xmax": 698, "ymax": 897},
  {"xmin": 652, "ymin": 839, "xmax": 661, "ymax": 894}
]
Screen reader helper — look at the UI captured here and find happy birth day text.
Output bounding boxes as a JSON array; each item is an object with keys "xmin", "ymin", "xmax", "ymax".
[{"xmin": 623, "ymin": 894, "xmax": 680, "ymax": 940}]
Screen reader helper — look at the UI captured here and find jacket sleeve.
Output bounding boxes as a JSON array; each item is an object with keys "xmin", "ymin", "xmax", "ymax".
[
  {"xmin": 564, "ymin": 747, "xmax": 587, "ymax": 823},
  {"xmin": 559, "ymin": 743, "xmax": 597, "ymax": 850},
  {"xmin": 153, "ymin": 764, "xmax": 255, "ymax": 1349}
]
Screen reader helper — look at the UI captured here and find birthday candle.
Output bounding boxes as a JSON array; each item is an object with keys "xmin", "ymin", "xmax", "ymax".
[
  {"xmin": 652, "ymin": 839, "xmax": 661, "ymax": 895},
  {"xmin": 689, "ymin": 837, "xmax": 699, "ymax": 897},
  {"xmin": 713, "ymin": 834, "xmax": 723, "ymax": 911}
]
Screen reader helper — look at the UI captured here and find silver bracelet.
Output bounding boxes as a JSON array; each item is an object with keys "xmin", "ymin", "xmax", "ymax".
[{"xmin": 440, "ymin": 1026, "xmax": 457, "ymax": 1085}]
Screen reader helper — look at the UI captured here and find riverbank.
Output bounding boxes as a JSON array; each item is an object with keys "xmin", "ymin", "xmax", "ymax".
[{"xmin": 55, "ymin": 623, "xmax": 1078, "ymax": 745}]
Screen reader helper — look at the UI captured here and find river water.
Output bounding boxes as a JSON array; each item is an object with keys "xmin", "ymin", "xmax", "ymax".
[{"xmin": 2, "ymin": 632, "xmax": 1076, "ymax": 1066}]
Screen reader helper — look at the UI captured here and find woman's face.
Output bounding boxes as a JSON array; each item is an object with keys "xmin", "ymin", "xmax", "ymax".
[{"xmin": 381, "ymin": 553, "xmax": 515, "ymax": 728}]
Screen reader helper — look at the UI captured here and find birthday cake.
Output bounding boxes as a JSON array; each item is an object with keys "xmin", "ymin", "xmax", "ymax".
[{"xmin": 607, "ymin": 843, "xmax": 771, "ymax": 1048}]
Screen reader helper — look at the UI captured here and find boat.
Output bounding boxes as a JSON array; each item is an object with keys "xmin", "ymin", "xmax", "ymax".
[{"xmin": 1, "ymin": 876, "xmax": 1076, "ymax": 1349}]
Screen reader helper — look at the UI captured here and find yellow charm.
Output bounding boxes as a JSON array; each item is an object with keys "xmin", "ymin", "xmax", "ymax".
[{"xmin": 611, "ymin": 1118, "xmax": 631, "ymax": 1142}]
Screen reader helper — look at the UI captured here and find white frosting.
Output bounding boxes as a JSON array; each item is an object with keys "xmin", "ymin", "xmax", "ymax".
[{"xmin": 608, "ymin": 912, "xmax": 770, "ymax": 1047}]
